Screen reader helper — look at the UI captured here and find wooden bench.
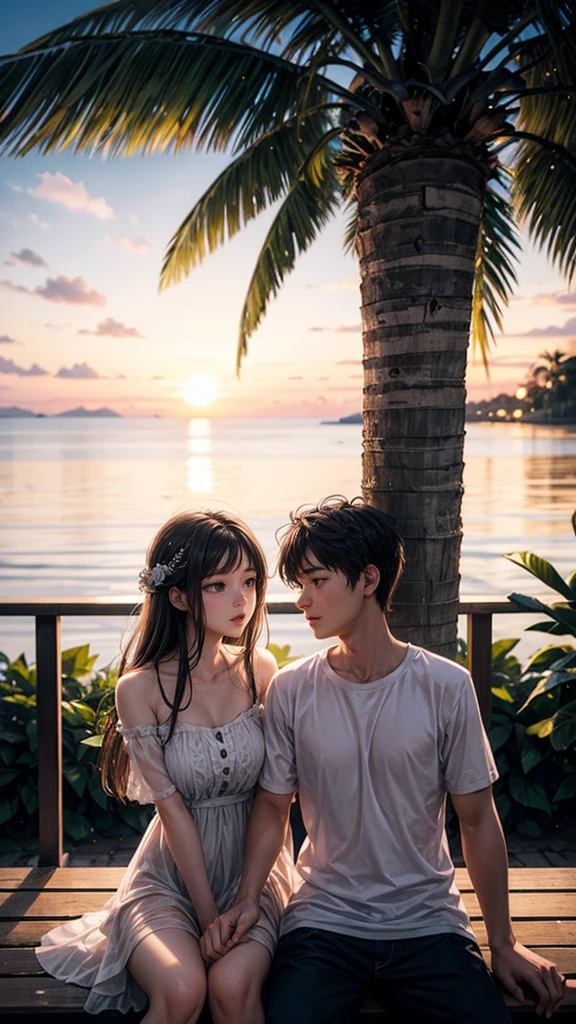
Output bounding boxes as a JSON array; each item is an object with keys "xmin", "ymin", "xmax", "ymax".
[{"xmin": 1, "ymin": 867, "xmax": 575, "ymax": 1019}]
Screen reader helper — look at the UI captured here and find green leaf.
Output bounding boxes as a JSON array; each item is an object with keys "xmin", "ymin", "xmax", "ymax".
[
  {"xmin": 88, "ymin": 774, "xmax": 108, "ymax": 810},
  {"xmin": 520, "ymin": 669, "xmax": 576, "ymax": 710},
  {"xmin": 63, "ymin": 808, "xmax": 91, "ymax": 841},
  {"xmin": 516, "ymin": 818, "xmax": 542, "ymax": 838},
  {"xmin": 525, "ymin": 717, "xmax": 555, "ymax": 738},
  {"xmin": 61, "ymin": 644, "xmax": 98, "ymax": 679},
  {"xmin": 492, "ymin": 685, "xmax": 514, "ymax": 703},
  {"xmin": 524, "ymin": 645, "xmax": 575, "ymax": 674},
  {"xmin": 489, "ymin": 723, "xmax": 513, "ymax": 752},
  {"xmin": 504, "ymin": 552, "xmax": 574, "ymax": 600},
  {"xmin": 20, "ymin": 779, "xmax": 38, "ymax": 815},
  {"xmin": 0, "ymin": 796, "xmax": 19, "ymax": 826},
  {"xmin": 62, "ymin": 701, "xmax": 96, "ymax": 726},
  {"xmin": 508, "ymin": 775, "xmax": 552, "ymax": 814},
  {"xmin": 554, "ymin": 772, "xmax": 576, "ymax": 802},
  {"xmin": 520, "ymin": 738, "xmax": 548, "ymax": 773},
  {"xmin": 550, "ymin": 700, "xmax": 576, "ymax": 750},
  {"xmin": 508, "ymin": 593, "xmax": 576, "ymax": 636},
  {"xmin": 63, "ymin": 765, "xmax": 87, "ymax": 797},
  {"xmin": 81, "ymin": 734, "xmax": 104, "ymax": 748},
  {"xmin": 0, "ymin": 729, "xmax": 26, "ymax": 745},
  {"xmin": 0, "ymin": 768, "xmax": 19, "ymax": 785},
  {"xmin": 491, "ymin": 637, "xmax": 520, "ymax": 667},
  {"xmin": 526, "ymin": 621, "xmax": 566, "ymax": 634}
]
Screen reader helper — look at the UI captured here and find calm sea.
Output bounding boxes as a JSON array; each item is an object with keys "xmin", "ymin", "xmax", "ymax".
[{"xmin": 1, "ymin": 417, "xmax": 575, "ymax": 666}]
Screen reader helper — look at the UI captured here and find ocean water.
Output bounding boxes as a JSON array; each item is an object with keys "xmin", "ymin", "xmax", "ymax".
[{"xmin": 1, "ymin": 417, "xmax": 575, "ymax": 667}]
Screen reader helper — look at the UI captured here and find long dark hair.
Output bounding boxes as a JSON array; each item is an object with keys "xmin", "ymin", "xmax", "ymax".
[{"xmin": 100, "ymin": 510, "xmax": 268, "ymax": 801}]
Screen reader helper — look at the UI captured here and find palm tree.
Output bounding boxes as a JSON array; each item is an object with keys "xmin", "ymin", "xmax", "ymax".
[
  {"xmin": 1, "ymin": 1, "xmax": 575, "ymax": 654},
  {"xmin": 526, "ymin": 348, "xmax": 576, "ymax": 417}
]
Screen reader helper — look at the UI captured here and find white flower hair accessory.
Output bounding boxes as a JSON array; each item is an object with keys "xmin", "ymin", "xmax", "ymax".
[{"xmin": 138, "ymin": 545, "xmax": 187, "ymax": 593}]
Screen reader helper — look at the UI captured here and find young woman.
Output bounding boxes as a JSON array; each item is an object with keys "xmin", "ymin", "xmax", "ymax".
[{"xmin": 36, "ymin": 510, "xmax": 294, "ymax": 1023}]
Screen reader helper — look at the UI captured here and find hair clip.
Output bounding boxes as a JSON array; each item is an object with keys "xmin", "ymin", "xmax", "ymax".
[{"xmin": 138, "ymin": 545, "xmax": 187, "ymax": 593}]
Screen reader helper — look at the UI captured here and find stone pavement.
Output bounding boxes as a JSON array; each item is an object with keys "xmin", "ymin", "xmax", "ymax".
[{"xmin": 2, "ymin": 827, "xmax": 575, "ymax": 869}]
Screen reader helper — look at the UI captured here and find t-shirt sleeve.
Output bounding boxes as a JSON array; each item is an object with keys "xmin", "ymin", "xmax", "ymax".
[
  {"xmin": 258, "ymin": 675, "xmax": 298, "ymax": 794},
  {"xmin": 441, "ymin": 674, "xmax": 498, "ymax": 794},
  {"xmin": 118, "ymin": 725, "xmax": 178, "ymax": 804}
]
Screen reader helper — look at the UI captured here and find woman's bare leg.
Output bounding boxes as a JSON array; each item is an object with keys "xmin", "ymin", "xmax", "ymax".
[
  {"xmin": 128, "ymin": 928, "xmax": 207, "ymax": 1024},
  {"xmin": 208, "ymin": 939, "xmax": 271, "ymax": 1024}
]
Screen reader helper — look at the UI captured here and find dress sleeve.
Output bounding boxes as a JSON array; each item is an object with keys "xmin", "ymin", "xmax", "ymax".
[
  {"xmin": 118, "ymin": 724, "xmax": 177, "ymax": 804},
  {"xmin": 441, "ymin": 674, "xmax": 499, "ymax": 795},
  {"xmin": 259, "ymin": 675, "xmax": 298, "ymax": 794}
]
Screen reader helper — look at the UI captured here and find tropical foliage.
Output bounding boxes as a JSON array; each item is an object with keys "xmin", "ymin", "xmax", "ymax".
[
  {"xmin": 0, "ymin": 1, "xmax": 574, "ymax": 368},
  {"xmin": 0, "ymin": 645, "xmax": 153, "ymax": 853},
  {"xmin": 504, "ymin": 511, "xmax": 576, "ymax": 759},
  {"xmin": 522, "ymin": 349, "xmax": 576, "ymax": 422},
  {"xmin": 485, "ymin": 638, "xmax": 575, "ymax": 834}
]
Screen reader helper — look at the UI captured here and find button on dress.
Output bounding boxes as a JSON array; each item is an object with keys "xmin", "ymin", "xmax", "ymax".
[{"xmin": 36, "ymin": 705, "xmax": 294, "ymax": 1015}]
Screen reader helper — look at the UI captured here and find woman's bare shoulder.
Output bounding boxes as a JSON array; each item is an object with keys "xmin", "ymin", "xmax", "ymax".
[{"xmin": 116, "ymin": 666, "xmax": 158, "ymax": 728}]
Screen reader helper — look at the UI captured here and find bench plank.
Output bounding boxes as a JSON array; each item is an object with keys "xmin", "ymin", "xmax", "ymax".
[
  {"xmin": 2, "ymin": 888, "xmax": 576, "ymax": 922},
  {"xmin": 1, "ymin": 867, "xmax": 575, "ymax": 893},
  {"xmin": 0, "ymin": 949, "xmax": 44, "ymax": 975},
  {"xmin": 0, "ymin": 976, "xmax": 88, "ymax": 1010},
  {"xmin": 0, "ymin": 868, "xmax": 126, "ymax": 891}
]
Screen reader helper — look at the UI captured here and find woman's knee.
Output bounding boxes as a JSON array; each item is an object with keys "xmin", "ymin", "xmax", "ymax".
[
  {"xmin": 153, "ymin": 971, "xmax": 207, "ymax": 1024},
  {"xmin": 209, "ymin": 959, "xmax": 260, "ymax": 1015}
]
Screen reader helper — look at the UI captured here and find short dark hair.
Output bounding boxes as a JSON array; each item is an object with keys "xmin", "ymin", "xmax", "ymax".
[{"xmin": 277, "ymin": 496, "xmax": 405, "ymax": 612}]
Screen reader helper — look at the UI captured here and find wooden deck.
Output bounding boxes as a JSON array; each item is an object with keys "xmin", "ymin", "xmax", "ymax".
[{"xmin": 0, "ymin": 867, "xmax": 575, "ymax": 1018}]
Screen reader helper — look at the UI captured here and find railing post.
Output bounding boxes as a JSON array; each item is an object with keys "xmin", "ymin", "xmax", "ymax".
[
  {"xmin": 36, "ymin": 614, "xmax": 64, "ymax": 867},
  {"xmin": 467, "ymin": 612, "xmax": 492, "ymax": 731}
]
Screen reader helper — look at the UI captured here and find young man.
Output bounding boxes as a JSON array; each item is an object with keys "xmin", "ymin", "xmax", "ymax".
[{"xmin": 201, "ymin": 497, "xmax": 565, "ymax": 1022}]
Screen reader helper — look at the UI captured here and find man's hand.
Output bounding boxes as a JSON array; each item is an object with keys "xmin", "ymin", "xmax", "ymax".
[
  {"xmin": 199, "ymin": 897, "xmax": 261, "ymax": 963},
  {"xmin": 491, "ymin": 941, "xmax": 565, "ymax": 1017}
]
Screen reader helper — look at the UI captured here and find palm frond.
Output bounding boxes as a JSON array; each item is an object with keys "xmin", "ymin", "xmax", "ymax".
[
  {"xmin": 342, "ymin": 194, "xmax": 358, "ymax": 254},
  {"xmin": 0, "ymin": 29, "xmax": 339, "ymax": 158},
  {"xmin": 513, "ymin": 137, "xmax": 576, "ymax": 281},
  {"xmin": 160, "ymin": 111, "xmax": 337, "ymax": 287},
  {"xmin": 471, "ymin": 170, "xmax": 520, "ymax": 368},
  {"xmin": 237, "ymin": 136, "xmax": 342, "ymax": 370}
]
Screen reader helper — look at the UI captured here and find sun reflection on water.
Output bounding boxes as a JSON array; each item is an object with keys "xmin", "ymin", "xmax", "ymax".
[{"xmin": 187, "ymin": 418, "xmax": 213, "ymax": 493}]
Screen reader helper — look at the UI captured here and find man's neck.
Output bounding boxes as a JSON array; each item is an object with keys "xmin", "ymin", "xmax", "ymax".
[{"xmin": 328, "ymin": 604, "xmax": 409, "ymax": 685}]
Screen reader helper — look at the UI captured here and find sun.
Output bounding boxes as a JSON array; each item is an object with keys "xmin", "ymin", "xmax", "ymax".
[{"xmin": 183, "ymin": 374, "xmax": 219, "ymax": 408}]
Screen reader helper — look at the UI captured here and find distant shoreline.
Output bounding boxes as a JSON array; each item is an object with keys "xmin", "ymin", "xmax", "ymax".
[{"xmin": 0, "ymin": 405, "xmax": 122, "ymax": 419}]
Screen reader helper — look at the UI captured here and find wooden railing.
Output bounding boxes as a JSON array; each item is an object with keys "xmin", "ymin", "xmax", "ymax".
[{"xmin": 0, "ymin": 595, "xmax": 527, "ymax": 867}]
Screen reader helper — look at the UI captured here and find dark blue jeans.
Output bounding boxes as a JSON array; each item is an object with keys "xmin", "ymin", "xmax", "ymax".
[{"xmin": 265, "ymin": 927, "xmax": 512, "ymax": 1024}]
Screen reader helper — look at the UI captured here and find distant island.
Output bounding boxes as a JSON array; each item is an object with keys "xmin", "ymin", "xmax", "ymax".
[{"xmin": 0, "ymin": 406, "xmax": 122, "ymax": 419}]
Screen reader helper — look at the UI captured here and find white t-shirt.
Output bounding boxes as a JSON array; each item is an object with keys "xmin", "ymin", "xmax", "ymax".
[{"xmin": 260, "ymin": 643, "xmax": 498, "ymax": 941}]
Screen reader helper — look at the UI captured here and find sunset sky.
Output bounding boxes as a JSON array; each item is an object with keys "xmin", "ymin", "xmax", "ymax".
[{"xmin": 2, "ymin": 2, "xmax": 576, "ymax": 419}]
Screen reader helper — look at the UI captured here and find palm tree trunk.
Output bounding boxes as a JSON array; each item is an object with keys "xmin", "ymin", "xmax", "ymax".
[{"xmin": 357, "ymin": 150, "xmax": 486, "ymax": 657}]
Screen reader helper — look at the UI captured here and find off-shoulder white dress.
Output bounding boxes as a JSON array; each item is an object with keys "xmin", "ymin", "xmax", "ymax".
[{"xmin": 36, "ymin": 705, "xmax": 294, "ymax": 1015}]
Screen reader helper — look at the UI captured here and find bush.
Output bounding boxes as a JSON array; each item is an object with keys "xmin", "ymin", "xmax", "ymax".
[
  {"xmin": 0, "ymin": 645, "xmax": 154, "ymax": 854},
  {"xmin": 461, "ymin": 637, "xmax": 576, "ymax": 836}
]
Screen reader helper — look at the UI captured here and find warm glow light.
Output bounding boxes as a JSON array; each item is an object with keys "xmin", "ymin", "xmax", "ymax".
[
  {"xmin": 183, "ymin": 375, "xmax": 219, "ymax": 407},
  {"xmin": 496, "ymin": 408, "xmax": 507, "ymax": 418},
  {"xmin": 515, "ymin": 386, "xmax": 528, "ymax": 400},
  {"xmin": 512, "ymin": 408, "xmax": 523, "ymax": 419}
]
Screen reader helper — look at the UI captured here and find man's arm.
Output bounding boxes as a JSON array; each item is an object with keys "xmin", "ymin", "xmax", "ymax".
[
  {"xmin": 200, "ymin": 785, "xmax": 294, "ymax": 961},
  {"xmin": 452, "ymin": 787, "xmax": 565, "ymax": 1017}
]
